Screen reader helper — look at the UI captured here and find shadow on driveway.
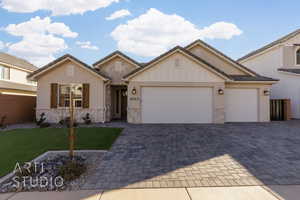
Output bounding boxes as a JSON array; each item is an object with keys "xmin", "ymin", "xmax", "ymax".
[{"xmin": 82, "ymin": 121, "xmax": 300, "ymax": 190}]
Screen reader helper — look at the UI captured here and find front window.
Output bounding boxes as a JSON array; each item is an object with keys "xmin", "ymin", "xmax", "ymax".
[
  {"xmin": 0, "ymin": 65, "xmax": 10, "ymax": 80},
  {"xmin": 296, "ymin": 48, "xmax": 300, "ymax": 65},
  {"xmin": 59, "ymin": 84, "xmax": 83, "ymax": 108}
]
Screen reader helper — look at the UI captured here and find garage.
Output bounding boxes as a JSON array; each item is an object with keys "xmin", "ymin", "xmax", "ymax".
[
  {"xmin": 141, "ymin": 87, "xmax": 213, "ymax": 123},
  {"xmin": 225, "ymin": 88, "xmax": 258, "ymax": 122}
]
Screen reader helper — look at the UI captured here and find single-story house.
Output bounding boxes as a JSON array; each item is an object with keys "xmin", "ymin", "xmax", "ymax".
[{"xmin": 28, "ymin": 40, "xmax": 278, "ymax": 124}]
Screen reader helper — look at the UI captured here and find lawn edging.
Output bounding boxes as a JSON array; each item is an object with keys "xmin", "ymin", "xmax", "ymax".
[{"xmin": 0, "ymin": 150, "xmax": 107, "ymax": 186}]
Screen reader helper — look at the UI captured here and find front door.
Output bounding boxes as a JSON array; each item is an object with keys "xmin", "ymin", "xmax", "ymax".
[{"xmin": 112, "ymin": 87, "xmax": 127, "ymax": 120}]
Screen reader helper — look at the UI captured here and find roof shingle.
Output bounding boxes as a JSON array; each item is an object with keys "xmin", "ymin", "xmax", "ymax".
[{"xmin": 0, "ymin": 52, "xmax": 38, "ymax": 71}]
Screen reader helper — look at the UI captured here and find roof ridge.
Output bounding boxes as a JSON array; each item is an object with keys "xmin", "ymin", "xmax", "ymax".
[
  {"xmin": 184, "ymin": 39, "xmax": 258, "ymax": 76},
  {"xmin": 238, "ymin": 28, "xmax": 300, "ymax": 61},
  {"xmin": 28, "ymin": 54, "xmax": 110, "ymax": 80},
  {"xmin": 0, "ymin": 51, "xmax": 38, "ymax": 71},
  {"xmin": 123, "ymin": 45, "xmax": 232, "ymax": 80},
  {"xmin": 92, "ymin": 50, "xmax": 141, "ymax": 67}
]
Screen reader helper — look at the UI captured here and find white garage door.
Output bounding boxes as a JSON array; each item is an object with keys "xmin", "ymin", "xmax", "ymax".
[
  {"xmin": 225, "ymin": 89, "xmax": 258, "ymax": 122},
  {"xmin": 141, "ymin": 87, "xmax": 213, "ymax": 123}
]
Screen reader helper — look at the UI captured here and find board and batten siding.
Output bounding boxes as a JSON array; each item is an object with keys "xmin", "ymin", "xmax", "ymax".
[
  {"xmin": 36, "ymin": 60, "xmax": 105, "ymax": 123},
  {"xmin": 127, "ymin": 52, "xmax": 226, "ymax": 124},
  {"xmin": 131, "ymin": 52, "xmax": 225, "ymax": 83},
  {"xmin": 188, "ymin": 45, "xmax": 247, "ymax": 75}
]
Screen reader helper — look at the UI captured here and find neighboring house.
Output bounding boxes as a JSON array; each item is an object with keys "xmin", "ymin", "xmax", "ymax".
[
  {"xmin": 0, "ymin": 52, "xmax": 38, "ymax": 124},
  {"xmin": 238, "ymin": 29, "xmax": 300, "ymax": 119},
  {"xmin": 28, "ymin": 40, "xmax": 277, "ymax": 124}
]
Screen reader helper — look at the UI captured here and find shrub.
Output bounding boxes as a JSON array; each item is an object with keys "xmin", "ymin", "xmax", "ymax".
[
  {"xmin": 59, "ymin": 117, "xmax": 78, "ymax": 128},
  {"xmin": 36, "ymin": 113, "xmax": 46, "ymax": 126},
  {"xmin": 58, "ymin": 161, "xmax": 86, "ymax": 182},
  {"xmin": 82, "ymin": 113, "xmax": 91, "ymax": 125},
  {"xmin": 39, "ymin": 122, "xmax": 50, "ymax": 128}
]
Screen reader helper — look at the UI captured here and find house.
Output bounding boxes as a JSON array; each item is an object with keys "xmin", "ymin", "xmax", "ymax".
[
  {"xmin": 28, "ymin": 40, "xmax": 277, "ymax": 124},
  {"xmin": 238, "ymin": 29, "xmax": 300, "ymax": 119},
  {"xmin": 0, "ymin": 52, "xmax": 38, "ymax": 124}
]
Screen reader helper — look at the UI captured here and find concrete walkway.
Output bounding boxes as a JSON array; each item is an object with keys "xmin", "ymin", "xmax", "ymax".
[{"xmin": 1, "ymin": 185, "xmax": 300, "ymax": 200}]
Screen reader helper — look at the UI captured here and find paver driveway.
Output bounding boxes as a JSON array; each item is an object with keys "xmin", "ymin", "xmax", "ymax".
[{"xmin": 82, "ymin": 121, "xmax": 300, "ymax": 190}]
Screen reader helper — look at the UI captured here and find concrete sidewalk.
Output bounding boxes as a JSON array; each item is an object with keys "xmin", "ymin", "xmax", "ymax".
[{"xmin": 1, "ymin": 185, "xmax": 299, "ymax": 200}]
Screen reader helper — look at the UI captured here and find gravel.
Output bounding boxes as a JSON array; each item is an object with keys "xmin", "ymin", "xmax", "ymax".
[{"xmin": 0, "ymin": 151, "xmax": 105, "ymax": 193}]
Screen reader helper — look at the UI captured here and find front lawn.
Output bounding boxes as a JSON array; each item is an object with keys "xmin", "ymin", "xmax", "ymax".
[{"xmin": 0, "ymin": 127, "xmax": 122, "ymax": 177}]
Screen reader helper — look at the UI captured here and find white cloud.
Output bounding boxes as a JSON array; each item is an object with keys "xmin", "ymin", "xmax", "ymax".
[
  {"xmin": 106, "ymin": 9, "xmax": 131, "ymax": 20},
  {"xmin": 1, "ymin": 0, "xmax": 120, "ymax": 16},
  {"xmin": 4, "ymin": 17, "xmax": 78, "ymax": 66},
  {"xmin": 76, "ymin": 41, "xmax": 99, "ymax": 50},
  {"xmin": 111, "ymin": 8, "xmax": 242, "ymax": 57}
]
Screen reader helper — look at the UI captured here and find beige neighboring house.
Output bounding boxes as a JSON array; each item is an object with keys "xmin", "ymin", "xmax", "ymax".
[
  {"xmin": 0, "ymin": 52, "xmax": 37, "ymax": 96},
  {"xmin": 238, "ymin": 29, "xmax": 300, "ymax": 119},
  {"xmin": 28, "ymin": 40, "xmax": 278, "ymax": 124},
  {"xmin": 0, "ymin": 52, "xmax": 38, "ymax": 124}
]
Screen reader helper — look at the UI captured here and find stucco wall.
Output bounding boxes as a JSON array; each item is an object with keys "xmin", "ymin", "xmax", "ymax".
[
  {"xmin": 36, "ymin": 60, "xmax": 105, "ymax": 123},
  {"xmin": 188, "ymin": 45, "xmax": 247, "ymax": 75},
  {"xmin": 9, "ymin": 68, "xmax": 29, "ymax": 84},
  {"xmin": 241, "ymin": 46, "xmax": 300, "ymax": 119},
  {"xmin": 95, "ymin": 56, "xmax": 138, "ymax": 85}
]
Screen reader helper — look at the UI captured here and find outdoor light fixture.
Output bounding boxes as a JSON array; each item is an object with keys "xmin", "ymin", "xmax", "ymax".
[
  {"xmin": 264, "ymin": 90, "xmax": 270, "ymax": 96},
  {"xmin": 131, "ymin": 87, "xmax": 137, "ymax": 95},
  {"xmin": 218, "ymin": 89, "xmax": 224, "ymax": 95}
]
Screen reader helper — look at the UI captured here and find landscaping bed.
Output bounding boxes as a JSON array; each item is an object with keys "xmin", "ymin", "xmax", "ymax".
[
  {"xmin": 0, "ymin": 127, "xmax": 122, "ymax": 178},
  {"xmin": 0, "ymin": 150, "xmax": 106, "ymax": 193}
]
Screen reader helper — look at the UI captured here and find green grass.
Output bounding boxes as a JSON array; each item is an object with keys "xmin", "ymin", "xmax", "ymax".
[{"xmin": 0, "ymin": 127, "xmax": 122, "ymax": 177}]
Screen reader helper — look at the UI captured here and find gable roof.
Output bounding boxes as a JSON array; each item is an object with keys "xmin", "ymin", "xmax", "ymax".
[
  {"xmin": 0, "ymin": 52, "xmax": 38, "ymax": 72},
  {"xmin": 93, "ymin": 51, "xmax": 142, "ymax": 68},
  {"xmin": 228, "ymin": 75, "xmax": 278, "ymax": 82},
  {"xmin": 123, "ymin": 46, "xmax": 232, "ymax": 81},
  {"xmin": 185, "ymin": 40, "xmax": 258, "ymax": 76},
  {"xmin": 278, "ymin": 68, "xmax": 300, "ymax": 75},
  {"xmin": 238, "ymin": 29, "xmax": 300, "ymax": 62},
  {"xmin": 28, "ymin": 54, "xmax": 110, "ymax": 81}
]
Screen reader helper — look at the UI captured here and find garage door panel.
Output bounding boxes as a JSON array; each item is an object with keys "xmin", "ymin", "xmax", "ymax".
[
  {"xmin": 225, "ymin": 89, "xmax": 258, "ymax": 122},
  {"xmin": 141, "ymin": 87, "xmax": 213, "ymax": 123}
]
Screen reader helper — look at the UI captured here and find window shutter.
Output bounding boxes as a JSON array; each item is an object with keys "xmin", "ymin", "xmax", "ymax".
[
  {"xmin": 50, "ymin": 83, "xmax": 58, "ymax": 108},
  {"xmin": 83, "ymin": 83, "xmax": 90, "ymax": 108}
]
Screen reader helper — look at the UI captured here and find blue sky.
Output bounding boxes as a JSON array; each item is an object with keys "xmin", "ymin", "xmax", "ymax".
[{"xmin": 0, "ymin": 0, "xmax": 299, "ymax": 67}]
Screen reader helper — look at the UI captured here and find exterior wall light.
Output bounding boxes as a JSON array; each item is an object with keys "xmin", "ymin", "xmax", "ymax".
[
  {"xmin": 218, "ymin": 89, "xmax": 224, "ymax": 95},
  {"xmin": 264, "ymin": 90, "xmax": 270, "ymax": 96},
  {"xmin": 131, "ymin": 87, "xmax": 137, "ymax": 95}
]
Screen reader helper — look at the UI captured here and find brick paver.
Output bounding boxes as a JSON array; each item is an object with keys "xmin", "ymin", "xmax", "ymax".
[{"xmin": 82, "ymin": 121, "xmax": 300, "ymax": 190}]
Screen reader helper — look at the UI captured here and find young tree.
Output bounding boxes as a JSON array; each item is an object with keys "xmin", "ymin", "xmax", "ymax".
[{"xmin": 69, "ymin": 87, "xmax": 75, "ymax": 160}]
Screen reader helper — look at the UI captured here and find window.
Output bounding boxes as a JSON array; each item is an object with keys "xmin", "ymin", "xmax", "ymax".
[
  {"xmin": 59, "ymin": 84, "xmax": 83, "ymax": 108},
  {"xmin": 297, "ymin": 49, "xmax": 300, "ymax": 65},
  {"xmin": 0, "ymin": 65, "xmax": 10, "ymax": 80}
]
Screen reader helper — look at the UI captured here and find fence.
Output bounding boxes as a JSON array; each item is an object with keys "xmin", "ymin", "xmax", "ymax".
[{"xmin": 270, "ymin": 99, "xmax": 291, "ymax": 121}]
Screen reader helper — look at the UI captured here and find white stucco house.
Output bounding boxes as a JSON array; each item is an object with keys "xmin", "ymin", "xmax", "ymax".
[
  {"xmin": 28, "ymin": 39, "xmax": 277, "ymax": 124},
  {"xmin": 238, "ymin": 29, "xmax": 300, "ymax": 119}
]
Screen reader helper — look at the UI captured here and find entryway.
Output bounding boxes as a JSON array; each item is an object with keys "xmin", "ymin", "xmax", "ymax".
[{"xmin": 111, "ymin": 86, "xmax": 127, "ymax": 121}]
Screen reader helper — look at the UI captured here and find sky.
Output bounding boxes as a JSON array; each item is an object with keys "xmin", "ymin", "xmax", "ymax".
[{"xmin": 0, "ymin": 0, "xmax": 299, "ymax": 67}]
